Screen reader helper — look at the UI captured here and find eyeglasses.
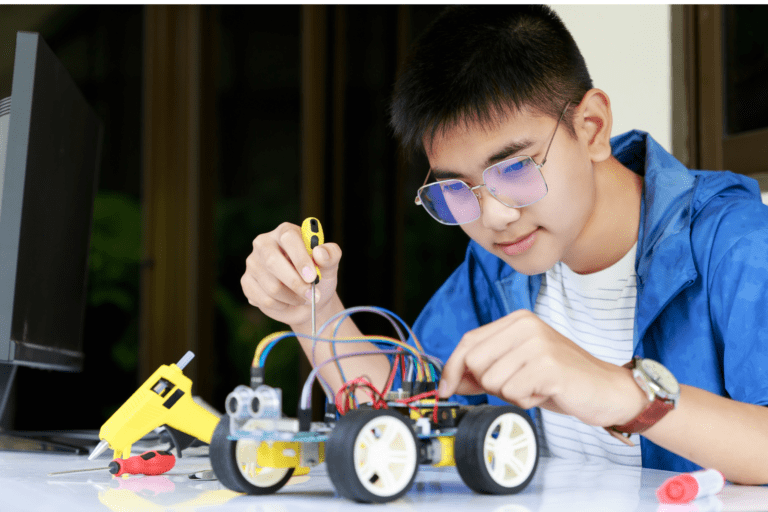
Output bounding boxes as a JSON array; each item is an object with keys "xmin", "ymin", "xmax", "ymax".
[{"xmin": 414, "ymin": 103, "xmax": 570, "ymax": 225}]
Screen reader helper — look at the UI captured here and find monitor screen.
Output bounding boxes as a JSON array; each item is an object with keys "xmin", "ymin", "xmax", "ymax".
[{"xmin": 0, "ymin": 31, "xmax": 102, "ymax": 372}]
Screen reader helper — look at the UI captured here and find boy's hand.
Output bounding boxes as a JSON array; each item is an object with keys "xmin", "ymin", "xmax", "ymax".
[
  {"xmin": 437, "ymin": 310, "xmax": 648, "ymax": 427},
  {"xmin": 241, "ymin": 222, "xmax": 342, "ymax": 327}
]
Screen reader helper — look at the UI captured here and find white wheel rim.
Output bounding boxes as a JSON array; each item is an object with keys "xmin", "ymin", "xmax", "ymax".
[
  {"xmin": 352, "ymin": 415, "xmax": 417, "ymax": 497},
  {"xmin": 483, "ymin": 412, "xmax": 537, "ymax": 488},
  {"xmin": 235, "ymin": 439, "xmax": 291, "ymax": 488}
]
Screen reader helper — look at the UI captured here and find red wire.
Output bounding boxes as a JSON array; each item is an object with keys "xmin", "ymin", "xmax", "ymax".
[
  {"xmin": 334, "ymin": 349, "xmax": 440, "ymax": 425},
  {"xmin": 336, "ymin": 349, "xmax": 405, "ymax": 415},
  {"xmin": 382, "ymin": 350, "xmax": 401, "ymax": 396},
  {"xmin": 394, "ymin": 390, "xmax": 440, "ymax": 424},
  {"xmin": 335, "ymin": 377, "xmax": 388, "ymax": 414}
]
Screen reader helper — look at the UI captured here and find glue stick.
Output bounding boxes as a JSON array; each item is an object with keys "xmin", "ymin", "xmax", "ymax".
[{"xmin": 656, "ymin": 468, "xmax": 725, "ymax": 504}]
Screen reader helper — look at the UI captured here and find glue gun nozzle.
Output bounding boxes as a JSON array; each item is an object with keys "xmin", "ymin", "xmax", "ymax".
[{"xmin": 88, "ymin": 439, "xmax": 110, "ymax": 461}]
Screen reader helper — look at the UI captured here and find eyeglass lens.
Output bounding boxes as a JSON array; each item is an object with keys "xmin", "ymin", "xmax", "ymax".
[
  {"xmin": 419, "ymin": 179, "xmax": 481, "ymax": 224},
  {"xmin": 418, "ymin": 157, "xmax": 547, "ymax": 225}
]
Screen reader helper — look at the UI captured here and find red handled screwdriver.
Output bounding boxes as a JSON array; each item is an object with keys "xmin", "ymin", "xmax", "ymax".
[
  {"xmin": 109, "ymin": 450, "xmax": 176, "ymax": 476},
  {"xmin": 48, "ymin": 450, "xmax": 176, "ymax": 477}
]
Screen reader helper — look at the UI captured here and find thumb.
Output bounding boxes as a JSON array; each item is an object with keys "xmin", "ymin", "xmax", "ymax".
[{"xmin": 313, "ymin": 242, "xmax": 341, "ymax": 278}]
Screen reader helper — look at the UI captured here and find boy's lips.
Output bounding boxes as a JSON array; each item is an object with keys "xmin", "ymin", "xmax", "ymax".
[{"xmin": 497, "ymin": 228, "xmax": 539, "ymax": 256}]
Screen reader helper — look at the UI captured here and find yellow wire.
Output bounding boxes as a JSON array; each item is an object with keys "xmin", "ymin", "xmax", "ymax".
[
  {"xmin": 253, "ymin": 330, "xmax": 292, "ymax": 367},
  {"xmin": 329, "ymin": 335, "xmax": 430, "ymax": 381},
  {"xmin": 403, "ymin": 327, "xmax": 426, "ymax": 354}
]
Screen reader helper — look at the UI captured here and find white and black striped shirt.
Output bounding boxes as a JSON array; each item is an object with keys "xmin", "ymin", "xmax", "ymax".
[{"xmin": 534, "ymin": 243, "xmax": 642, "ymax": 466}]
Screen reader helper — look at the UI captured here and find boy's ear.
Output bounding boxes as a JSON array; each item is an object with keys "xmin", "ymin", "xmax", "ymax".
[{"xmin": 575, "ymin": 89, "xmax": 613, "ymax": 163}]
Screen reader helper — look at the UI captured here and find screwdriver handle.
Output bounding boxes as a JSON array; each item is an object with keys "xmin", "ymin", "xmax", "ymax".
[
  {"xmin": 109, "ymin": 450, "xmax": 176, "ymax": 477},
  {"xmin": 300, "ymin": 217, "xmax": 324, "ymax": 283}
]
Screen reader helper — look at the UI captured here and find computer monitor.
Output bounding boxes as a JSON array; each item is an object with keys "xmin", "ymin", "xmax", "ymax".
[{"xmin": 0, "ymin": 31, "xmax": 103, "ymax": 450}]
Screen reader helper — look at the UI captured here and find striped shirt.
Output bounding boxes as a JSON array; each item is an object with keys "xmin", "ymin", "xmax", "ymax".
[{"xmin": 533, "ymin": 243, "xmax": 642, "ymax": 466}]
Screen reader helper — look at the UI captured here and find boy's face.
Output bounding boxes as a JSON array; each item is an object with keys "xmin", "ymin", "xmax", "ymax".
[{"xmin": 424, "ymin": 108, "xmax": 598, "ymax": 276}]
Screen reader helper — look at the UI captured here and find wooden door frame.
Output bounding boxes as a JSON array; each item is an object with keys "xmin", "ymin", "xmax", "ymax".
[{"xmin": 685, "ymin": 5, "xmax": 768, "ymax": 177}]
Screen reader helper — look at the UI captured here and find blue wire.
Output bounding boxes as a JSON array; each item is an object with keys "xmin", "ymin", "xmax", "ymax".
[
  {"xmin": 334, "ymin": 306, "xmax": 417, "ymax": 343},
  {"xmin": 258, "ymin": 333, "xmax": 424, "ymax": 368},
  {"xmin": 258, "ymin": 332, "xmax": 299, "ymax": 367},
  {"xmin": 325, "ymin": 305, "xmax": 421, "ymax": 383},
  {"xmin": 258, "ymin": 306, "xmax": 435, "ymax": 393}
]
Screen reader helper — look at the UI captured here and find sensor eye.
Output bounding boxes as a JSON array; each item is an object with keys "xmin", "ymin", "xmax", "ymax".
[{"xmin": 226, "ymin": 396, "xmax": 239, "ymax": 415}]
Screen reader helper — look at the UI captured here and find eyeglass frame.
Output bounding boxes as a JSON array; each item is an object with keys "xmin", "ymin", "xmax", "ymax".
[{"xmin": 414, "ymin": 102, "xmax": 571, "ymax": 225}]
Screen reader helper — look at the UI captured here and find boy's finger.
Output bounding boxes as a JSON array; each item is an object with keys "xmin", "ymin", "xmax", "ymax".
[
  {"xmin": 441, "ymin": 313, "xmax": 530, "ymax": 397},
  {"xmin": 313, "ymin": 242, "xmax": 341, "ymax": 275},
  {"xmin": 437, "ymin": 325, "xmax": 492, "ymax": 398},
  {"xmin": 439, "ymin": 364, "xmax": 483, "ymax": 398},
  {"xmin": 438, "ymin": 348, "xmax": 470, "ymax": 398},
  {"xmin": 453, "ymin": 370, "xmax": 484, "ymax": 395},
  {"xmin": 280, "ymin": 227, "xmax": 320, "ymax": 284},
  {"xmin": 257, "ymin": 270, "xmax": 307, "ymax": 307},
  {"xmin": 242, "ymin": 273, "xmax": 290, "ymax": 311}
]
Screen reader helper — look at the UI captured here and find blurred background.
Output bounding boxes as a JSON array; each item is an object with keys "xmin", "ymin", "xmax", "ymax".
[{"xmin": 0, "ymin": 5, "xmax": 765, "ymax": 430}]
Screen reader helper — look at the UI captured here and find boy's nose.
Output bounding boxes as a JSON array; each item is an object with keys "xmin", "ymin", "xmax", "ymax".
[{"xmin": 480, "ymin": 188, "xmax": 521, "ymax": 229}]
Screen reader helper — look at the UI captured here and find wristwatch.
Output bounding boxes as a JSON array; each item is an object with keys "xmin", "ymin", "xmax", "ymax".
[{"xmin": 606, "ymin": 357, "xmax": 680, "ymax": 445}]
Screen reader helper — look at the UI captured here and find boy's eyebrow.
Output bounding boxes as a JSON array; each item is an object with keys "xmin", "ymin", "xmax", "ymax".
[
  {"xmin": 484, "ymin": 138, "xmax": 535, "ymax": 168},
  {"xmin": 429, "ymin": 138, "xmax": 536, "ymax": 181},
  {"xmin": 430, "ymin": 168, "xmax": 466, "ymax": 181}
]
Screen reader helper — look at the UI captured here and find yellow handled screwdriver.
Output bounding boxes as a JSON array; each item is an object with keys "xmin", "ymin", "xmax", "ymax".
[{"xmin": 300, "ymin": 217, "xmax": 324, "ymax": 337}]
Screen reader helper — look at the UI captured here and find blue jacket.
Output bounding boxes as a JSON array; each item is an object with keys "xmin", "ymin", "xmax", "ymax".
[{"xmin": 411, "ymin": 130, "xmax": 768, "ymax": 473}]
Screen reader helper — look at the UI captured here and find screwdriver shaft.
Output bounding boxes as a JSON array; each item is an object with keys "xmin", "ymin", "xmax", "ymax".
[{"xmin": 49, "ymin": 466, "xmax": 109, "ymax": 476}]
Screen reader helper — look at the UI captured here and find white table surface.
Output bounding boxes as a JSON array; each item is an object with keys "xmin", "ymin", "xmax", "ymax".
[{"xmin": 1, "ymin": 447, "xmax": 767, "ymax": 512}]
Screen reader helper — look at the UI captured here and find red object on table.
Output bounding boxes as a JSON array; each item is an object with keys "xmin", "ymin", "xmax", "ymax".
[
  {"xmin": 656, "ymin": 469, "xmax": 725, "ymax": 504},
  {"xmin": 108, "ymin": 450, "xmax": 176, "ymax": 477}
]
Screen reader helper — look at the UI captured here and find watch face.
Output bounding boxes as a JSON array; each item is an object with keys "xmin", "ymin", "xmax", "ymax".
[{"xmin": 640, "ymin": 359, "xmax": 680, "ymax": 396}]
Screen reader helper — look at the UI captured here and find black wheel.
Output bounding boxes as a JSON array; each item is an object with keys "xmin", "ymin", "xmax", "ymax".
[
  {"xmin": 209, "ymin": 417, "xmax": 294, "ymax": 494},
  {"xmin": 454, "ymin": 405, "xmax": 539, "ymax": 494},
  {"xmin": 326, "ymin": 409, "xmax": 419, "ymax": 503}
]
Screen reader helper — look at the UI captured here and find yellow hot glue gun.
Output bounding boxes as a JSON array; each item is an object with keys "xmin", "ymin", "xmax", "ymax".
[{"xmin": 89, "ymin": 351, "xmax": 220, "ymax": 461}]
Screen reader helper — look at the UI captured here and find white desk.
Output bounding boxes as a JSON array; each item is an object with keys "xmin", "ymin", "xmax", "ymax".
[{"xmin": 1, "ymin": 448, "xmax": 766, "ymax": 512}]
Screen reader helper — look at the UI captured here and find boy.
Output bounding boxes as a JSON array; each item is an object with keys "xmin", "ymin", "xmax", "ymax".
[{"xmin": 241, "ymin": 6, "xmax": 768, "ymax": 484}]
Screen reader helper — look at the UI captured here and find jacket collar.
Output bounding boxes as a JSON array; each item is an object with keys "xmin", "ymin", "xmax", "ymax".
[{"xmin": 611, "ymin": 131, "xmax": 698, "ymax": 350}]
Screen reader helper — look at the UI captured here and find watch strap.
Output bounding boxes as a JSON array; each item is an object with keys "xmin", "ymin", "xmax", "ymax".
[
  {"xmin": 611, "ymin": 398, "xmax": 675, "ymax": 435},
  {"xmin": 603, "ymin": 358, "xmax": 676, "ymax": 446}
]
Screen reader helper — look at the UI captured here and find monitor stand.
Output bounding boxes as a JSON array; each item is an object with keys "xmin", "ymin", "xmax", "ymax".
[{"xmin": 0, "ymin": 364, "xmax": 96, "ymax": 454}]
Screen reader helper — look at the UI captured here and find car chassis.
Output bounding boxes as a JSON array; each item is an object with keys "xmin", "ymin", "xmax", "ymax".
[{"xmin": 209, "ymin": 307, "xmax": 540, "ymax": 503}]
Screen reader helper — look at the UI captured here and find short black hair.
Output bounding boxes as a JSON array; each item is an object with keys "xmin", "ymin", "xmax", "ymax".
[{"xmin": 390, "ymin": 5, "xmax": 593, "ymax": 160}]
